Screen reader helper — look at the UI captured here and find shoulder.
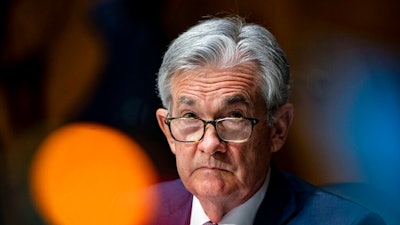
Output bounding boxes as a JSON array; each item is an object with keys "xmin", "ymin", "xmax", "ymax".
[
  {"xmin": 150, "ymin": 178, "xmax": 185, "ymax": 190},
  {"xmin": 145, "ymin": 179, "xmax": 192, "ymax": 225},
  {"xmin": 281, "ymin": 172, "xmax": 386, "ymax": 225},
  {"xmin": 147, "ymin": 178, "xmax": 190, "ymax": 203}
]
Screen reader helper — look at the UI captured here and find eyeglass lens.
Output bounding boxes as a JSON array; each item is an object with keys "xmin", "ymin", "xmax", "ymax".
[{"xmin": 169, "ymin": 118, "xmax": 253, "ymax": 142}]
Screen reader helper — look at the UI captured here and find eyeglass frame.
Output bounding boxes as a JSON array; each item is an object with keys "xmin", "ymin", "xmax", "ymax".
[{"xmin": 164, "ymin": 116, "xmax": 259, "ymax": 143}]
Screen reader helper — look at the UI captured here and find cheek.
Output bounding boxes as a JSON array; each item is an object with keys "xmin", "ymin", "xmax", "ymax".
[
  {"xmin": 173, "ymin": 144, "xmax": 196, "ymax": 175},
  {"xmin": 253, "ymin": 123, "xmax": 274, "ymax": 152},
  {"xmin": 253, "ymin": 138, "xmax": 273, "ymax": 165},
  {"xmin": 241, "ymin": 142, "xmax": 268, "ymax": 165},
  {"xmin": 230, "ymin": 144, "xmax": 261, "ymax": 171},
  {"xmin": 241, "ymin": 129, "xmax": 273, "ymax": 169}
]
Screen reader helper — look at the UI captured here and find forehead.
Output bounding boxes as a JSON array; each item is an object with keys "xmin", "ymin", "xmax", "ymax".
[{"xmin": 170, "ymin": 66, "xmax": 260, "ymax": 108}]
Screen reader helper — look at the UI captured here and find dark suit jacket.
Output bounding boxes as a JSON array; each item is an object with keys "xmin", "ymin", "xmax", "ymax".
[{"xmin": 146, "ymin": 166, "xmax": 385, "ymax": 225}]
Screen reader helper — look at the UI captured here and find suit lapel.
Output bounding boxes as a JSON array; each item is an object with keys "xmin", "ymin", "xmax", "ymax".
[
  {"xmin": 166, "ymin": 181, "xmax": 192, "ymax": 225},
  {"xmin": 155, "ymin": 179, "xmax": 192, "ymax": 225},
  {"xmin": 253, "ymin": 165, "xmax": 298, "ymax": 225}
]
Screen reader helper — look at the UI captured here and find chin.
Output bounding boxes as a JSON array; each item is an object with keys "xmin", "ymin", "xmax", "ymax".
[{"xmin": 188, "ymin": 172, "xmax": 235, "ymax": 197}]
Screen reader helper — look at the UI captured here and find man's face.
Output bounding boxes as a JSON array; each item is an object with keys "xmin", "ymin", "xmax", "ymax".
[{"xmin": 156, "ymin": 65, "xmax": 292, "ymax": 207}]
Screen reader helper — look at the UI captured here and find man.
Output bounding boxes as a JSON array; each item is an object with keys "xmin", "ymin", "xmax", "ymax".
[{"xmin": 148, "ymin": 15, "xmax": 385, "ymax": 225}]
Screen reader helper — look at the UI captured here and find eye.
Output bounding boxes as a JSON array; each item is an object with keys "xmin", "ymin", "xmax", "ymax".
[
  {"xmin": 181, "ymin": 112, "xmax": 197, "ymax": 118},
  {"xmin": 229, "ymin": 112, "xmax": 244, "ymax": 118}
]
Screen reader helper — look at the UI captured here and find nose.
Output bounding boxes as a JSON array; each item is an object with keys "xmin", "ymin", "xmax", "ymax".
[{"xmin": 198, "ymin": 124, "xmax": 225, "ymax": 154}]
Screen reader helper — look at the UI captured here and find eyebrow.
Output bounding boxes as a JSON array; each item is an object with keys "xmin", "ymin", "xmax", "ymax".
[
  {"xmin": 224, "ymin": 94, "xmax": 250, "ymax": 106},
  {"xmin": 178, "ymin": 96, "xmax": 196, "ymax": 106},
  {"xmin": 177, "ymin": 94, "xmax": 249, "ymax": 107}
]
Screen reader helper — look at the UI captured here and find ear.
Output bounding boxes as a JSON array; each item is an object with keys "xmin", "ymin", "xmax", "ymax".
[
  {"xmin": 270, "ymin": 103, "xmax": 294, "ymax": 153},
  {"xmin": 156, "ymin": 108, "xmax": 177, "ymax": 154}
]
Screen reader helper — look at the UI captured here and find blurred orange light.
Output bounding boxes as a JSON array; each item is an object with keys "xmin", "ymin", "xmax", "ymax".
[{"xmin": 29, "ymin": 122, "xmax": 159, "ymax": 225}]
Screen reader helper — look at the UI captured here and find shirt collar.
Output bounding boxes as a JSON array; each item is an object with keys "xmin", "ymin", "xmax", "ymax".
[{"xmin": 190, "ymin": 169, "xmax": 271, "ymax": 225}]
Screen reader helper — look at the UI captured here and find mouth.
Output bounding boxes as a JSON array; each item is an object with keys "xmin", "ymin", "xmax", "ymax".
[{"xmin": 197, "ymin": 166, "xmax": 230, "ymax": 173}]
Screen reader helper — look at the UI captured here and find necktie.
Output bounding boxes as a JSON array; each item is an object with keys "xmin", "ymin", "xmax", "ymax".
[{"xmin": 203, "ymin": 222, "xmax": 218, "ymax": 225}]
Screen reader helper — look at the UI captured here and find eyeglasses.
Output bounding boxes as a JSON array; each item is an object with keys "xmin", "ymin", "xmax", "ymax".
[{"xmin": 164, "ymin": 117, "xmax": 259, "ymax": 143}]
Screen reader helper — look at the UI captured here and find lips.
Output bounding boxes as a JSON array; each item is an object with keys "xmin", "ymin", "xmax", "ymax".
[
  {"xmin": 193, "ymin": 158, "xmax": 233, "ymax": 173},
  {"xmin": 197, "ymin": 165, "xmax": 230, "ymax": 173}
]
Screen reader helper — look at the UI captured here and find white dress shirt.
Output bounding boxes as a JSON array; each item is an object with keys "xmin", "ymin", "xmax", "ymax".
[{"xmin": 190, "ymin": 169, "xmax": 270, "ymax": 225}]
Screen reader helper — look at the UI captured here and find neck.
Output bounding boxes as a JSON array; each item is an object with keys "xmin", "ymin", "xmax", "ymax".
[
  {"xmin": 199, "ymin": 199, "xmax": 231, "ymax": 223},
  {"xmin": 197, "ymin": 189, "xmax": 257, "ymax": 223}
]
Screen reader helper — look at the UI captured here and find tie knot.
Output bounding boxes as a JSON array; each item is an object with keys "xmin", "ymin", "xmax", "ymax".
[{"xmin": 203, "ymin": 222, "xmax": 218, "ymax": 225}]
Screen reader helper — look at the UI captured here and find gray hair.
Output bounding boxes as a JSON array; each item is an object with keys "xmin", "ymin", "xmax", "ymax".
[{"xmin": 157, "ymin": 16, "xmax": 291, "ymax": 122}]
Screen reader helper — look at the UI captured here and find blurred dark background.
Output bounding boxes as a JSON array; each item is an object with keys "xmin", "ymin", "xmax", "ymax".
[{"xmin": 1, "ymin": 0, "xmax": 399, "ymax": 224}]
